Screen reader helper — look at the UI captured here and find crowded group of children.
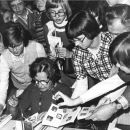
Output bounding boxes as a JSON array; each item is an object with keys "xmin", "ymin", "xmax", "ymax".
[{"xmin": 0, "ymin": 0, "xmax": 130, "ymax": 130}]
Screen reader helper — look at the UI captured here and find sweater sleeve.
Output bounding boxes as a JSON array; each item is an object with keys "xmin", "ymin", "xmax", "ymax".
[
  {"xmin": 0, "ymin": 55, "xmax": 10, "ymax": 106},
  {"xmin": 36, "ymin": 42, "xmax": 47, "ymax": 57}
]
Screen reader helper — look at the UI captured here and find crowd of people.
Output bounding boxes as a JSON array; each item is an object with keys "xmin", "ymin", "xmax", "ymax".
[{"xmin": 0, "ymin": 0, "xmax": 130, "ymax": 130}]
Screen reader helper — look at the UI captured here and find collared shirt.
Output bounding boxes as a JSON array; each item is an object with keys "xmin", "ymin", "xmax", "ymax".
[{"xmin": 72, "ymin": 32, "xmax": 114, "ymax": 81}]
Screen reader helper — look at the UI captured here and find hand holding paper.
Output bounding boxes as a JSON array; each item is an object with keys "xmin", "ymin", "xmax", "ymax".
[{"xmin": 53, "ymin": 91, "xmax": 83, "ymax": 107}]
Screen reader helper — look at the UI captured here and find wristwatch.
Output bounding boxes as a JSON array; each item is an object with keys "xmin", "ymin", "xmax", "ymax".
[{"xmin": 114, "ymin": 100, "xmax": 122, "ymax": 110}]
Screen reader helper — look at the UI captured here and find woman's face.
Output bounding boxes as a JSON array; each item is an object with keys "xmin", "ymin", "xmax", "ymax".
[
  {"xmin": 73, "ymin": 34, "xmax": 92, "ymax": 49},
  {"xmin": 8, "ymin": 41, "xmax": 24, "ymax": 56},
  {"xmin": 35, "ymin": 71, "xmax": 50, "ymax": 92},
  {"xmin": 49, "ymin": 4, "xmax": 66, "ymax": 24},
  {"xmin": 35, "ymin": 0, "xmax": 47, "ymax": 11}
]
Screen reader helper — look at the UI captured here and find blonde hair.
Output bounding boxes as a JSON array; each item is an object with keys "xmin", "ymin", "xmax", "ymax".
[{"xmin": 46, "ymin": 0, "xmax": 72, "ymax": 18}]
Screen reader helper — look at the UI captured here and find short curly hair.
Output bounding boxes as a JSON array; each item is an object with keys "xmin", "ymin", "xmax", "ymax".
[{"xmin": 29, "ymin": 57, "xmax": 61, "ymax": 84}]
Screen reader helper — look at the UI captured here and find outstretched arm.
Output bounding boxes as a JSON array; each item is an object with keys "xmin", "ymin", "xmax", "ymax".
[{"xmin": 54, "ymin": 74, "xmax": 125, "ymax": 107}]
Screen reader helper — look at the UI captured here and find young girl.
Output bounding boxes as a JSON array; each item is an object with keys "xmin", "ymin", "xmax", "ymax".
[
  {"xmin": 18, "ymin": 57, "xmax": 72, "ymax": 117},
  {"xmin": 43, "ymin": 0, "xmax": 75, "ymax": 87},
  {"xmin": 44, "ymin": 0, "xmax": 72, "ymax": 58}
]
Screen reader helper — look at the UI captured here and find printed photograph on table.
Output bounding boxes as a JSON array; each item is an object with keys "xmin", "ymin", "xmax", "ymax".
[
  {"xmin": 42, "ymin": 103, "xmax": 81, "ymax": 127},
  {"xmin": 56, "ymin": 114, "xmax": 62, "ymax": 119},
  {"xmin": 46, "ymin": 115, "xmax": 53, "ymax": 121},
  {"xmin": 51, "ymin": 106, "xmax": 58, "ymax": 112}
]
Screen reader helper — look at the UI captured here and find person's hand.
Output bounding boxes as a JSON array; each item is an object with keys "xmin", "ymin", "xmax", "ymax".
[
  {"xmin": 57, "ymin": 47, "xmax": 67, "ymax": 58},
  {"xmin": 87, "ymin": 102, "xmax": 118, "ymax": 121},
  {"xmin": 53, "ymin": 91, "xmax": 75, "ymax": 107},
  {"xmin": 96, "ymin": 97, "xmax": 111, "ymax": 107},
  {"xmin": 0, "ymin": 104, "xmax": 4, "ymax": 115},
  {"xmin": 8, "ymin": 94, "xmax": 18, "ymax": 107}
]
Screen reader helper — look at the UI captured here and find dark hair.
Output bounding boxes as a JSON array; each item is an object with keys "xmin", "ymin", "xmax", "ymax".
[
  {"xmin": 2, "ymin": 22, "xmax": 29, "ymax": 48},
  {"xmin": 85, "ymin": 0, "xmax": 108, "ymax": 31},
  {"xmin": 29, "ymin": 57, "xmax": 61, "ymax": 84},
  {"xmin": 106, "ymin": 4, "xmax": 130, "ymax": 27},
  {"xmin": 109, "ymin": 32, "xmax": 130, "ymax": 68},
  {"xmin": 66, "ymin": 10, "xmax": 100, "ymax": 40}
]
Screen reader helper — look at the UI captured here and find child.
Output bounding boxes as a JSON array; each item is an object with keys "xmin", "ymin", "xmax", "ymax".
[
  {"xmin": 43, "ymin": 0, "xmax": 72, "ymax": 57},
  {"xmin": 18, "ymin": 57, "xmax": 72, "ymax": 117},
  {"xmin": 43, "ymin": 0, "xmax": 75, "ymax": 87}
]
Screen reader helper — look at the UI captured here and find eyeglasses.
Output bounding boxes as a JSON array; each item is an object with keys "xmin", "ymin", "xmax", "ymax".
[
  {"xmin": 50, "ymin": 10, "xmax": 65, "ymax": 17},
  {"xmin": 73, "ymin": 36, "xmax": 86, "ymax": 46},
  {"xmin": 73, "ymin": 36, "xmax": 86, "ymax": 43},
  {"xmin": 35, "ymin": 79, "xmax": 50, "ymax": 86}
]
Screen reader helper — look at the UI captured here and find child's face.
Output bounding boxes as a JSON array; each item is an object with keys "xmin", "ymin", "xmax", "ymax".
[
  {"xmin": 49, "ymin": 4, "xmax": 66, "ymax": 24},
  {"xmin": 8, "ymin": 41, "xmax": 24, "ymax": 56},
  {"xmin": 35, "ymin": 71, "xmax": 50, "ymax": 92},
  {"xmin": 116, "ymin": 63, "xmax": 130, "ymax": 74},
  {"xmin": 10, "ymin": 0, "xmax": 25, "ymax": 15},
  {"xmin": 73, "ymin": 34, "xmax": 93, "ymax": 49},
  {"xmin": 107, "ymin": 18, "xmax": 129, "ymax": 39},
  {"xmin": 35, "ymin": 0, "xmax": 47, "ymax": 11}
]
